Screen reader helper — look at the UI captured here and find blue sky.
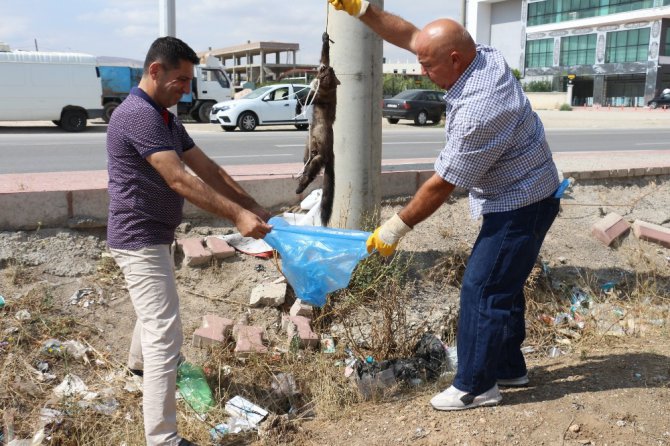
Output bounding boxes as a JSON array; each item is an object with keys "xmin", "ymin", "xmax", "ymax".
[{"xmin": 0, "ymin": 1, "xmax": 460, "ymax": 65}]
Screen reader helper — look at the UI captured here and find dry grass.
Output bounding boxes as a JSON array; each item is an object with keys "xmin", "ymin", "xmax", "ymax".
[{"xmin": 1, "ymin": 232, "xmax": 668, "ymax": 445}]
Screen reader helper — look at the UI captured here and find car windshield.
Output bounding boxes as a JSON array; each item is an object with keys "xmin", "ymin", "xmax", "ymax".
[{"xmin": 244, "ymin": 86, "xmax": 273, "ymax": 100}]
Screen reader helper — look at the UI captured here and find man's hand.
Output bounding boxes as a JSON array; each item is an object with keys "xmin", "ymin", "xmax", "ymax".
[
  {"xmin": 235, "ymin": 210, "xmax": 272, "ymax": 239},
  {"xmin": 249, "ymin": 204, "xmax": 272, "ymax": 222},
  {"xmin": 366, "ymin": 213, "xmax": 412, "ymax": 256},
  {"xmin": 328, "ymin": 0, "xmax": 370, "ymax": 17}
]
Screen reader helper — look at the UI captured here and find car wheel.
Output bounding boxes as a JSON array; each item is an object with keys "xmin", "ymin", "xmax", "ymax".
[
  {"xmin": 238, "ymin": 112, "xmax": 258, "ymax": 131},
  {"xmin": 102, "ymin": 102, "xmax": 118, "ymax": 124},
  {"xmin": 198, "ymin": 102, "xmax": 214, "ymax": 123},
  {"xmin": 386, "ymin": 118, "xmax": 399, "ymax": 124},
  {"xmin": 295, "ymin": 124, "xmax": 309, "ymax": 130},
  {"xmin": 649, "ymin": 101, "xmax": 658, "ymax": 109},
  {"xmin": 414, "ymin": 110, "xmax": 428, "ymax": 126},
  {"xmin": 60, "ymin": 108, "xmax": 87, "ymax": 132},
  {"xmin": 221, "ymin": 126, "xmax": 236, "ymax": 132}
]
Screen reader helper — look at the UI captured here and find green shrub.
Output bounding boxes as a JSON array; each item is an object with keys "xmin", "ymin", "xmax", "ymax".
[
  {"xmin": 523, "ymin": 80, "xmax": 553, "ymax": 92},
  {"xmin": 559, "ymin": 103, "xmax": 573, "ymax": 111}
]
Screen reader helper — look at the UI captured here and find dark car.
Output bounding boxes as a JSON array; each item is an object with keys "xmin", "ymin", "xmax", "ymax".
[
  {"xmin": 382, "ymin": 89, "xmax": 446, "ymax": 125},
  {"xmin": 648, "ymin": 90, "xmax": 670, "ymax": 109}
]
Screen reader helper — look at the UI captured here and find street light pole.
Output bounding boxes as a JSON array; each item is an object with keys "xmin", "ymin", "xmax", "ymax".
[{"xmin": 159, "ymin": 0, "xmax": 177, "ymax": 114}]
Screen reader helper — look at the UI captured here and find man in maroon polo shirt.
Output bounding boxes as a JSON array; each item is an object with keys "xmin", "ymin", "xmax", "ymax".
[{"xmin": 107, "ymin": 36, "xmax": 271, "ymax": 446}]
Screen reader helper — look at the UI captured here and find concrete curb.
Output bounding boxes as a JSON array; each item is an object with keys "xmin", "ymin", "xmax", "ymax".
[{"xmin": 1, "ymin": 152, "xmax": 669, "ymax": 230}]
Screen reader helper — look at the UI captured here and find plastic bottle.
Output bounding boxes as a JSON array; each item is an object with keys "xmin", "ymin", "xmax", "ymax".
[{"xmin": 176, "ymin": 362, "xmax": 214, "ymax": 414}]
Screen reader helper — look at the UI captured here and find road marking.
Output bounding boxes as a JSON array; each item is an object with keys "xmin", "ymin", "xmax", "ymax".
[
  {"xmin": 635, "ymin": 142, "xmax": 670, "ymax": 146},
  {"xmin": 210, "ymin": 153, "xmax": 292, "ymax": 159}
]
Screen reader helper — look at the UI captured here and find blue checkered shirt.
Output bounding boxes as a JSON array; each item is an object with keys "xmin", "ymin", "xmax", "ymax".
[{"xmin": 434, "ymin": 45, "xmax": 559, "ymax": 219}]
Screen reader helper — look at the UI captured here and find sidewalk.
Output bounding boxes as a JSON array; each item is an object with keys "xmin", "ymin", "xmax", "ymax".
[{"xmin": 1, "ymin": 109, "xmax": 669, "ymax": 230}]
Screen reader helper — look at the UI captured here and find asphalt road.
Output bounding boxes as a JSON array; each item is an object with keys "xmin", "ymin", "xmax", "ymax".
[{"xmin": 0, "ymin": 124, "xmax": 669, "ymax": 174}]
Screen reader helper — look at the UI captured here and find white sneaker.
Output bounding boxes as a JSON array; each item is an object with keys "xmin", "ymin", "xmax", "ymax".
[
  {"xmin": 497, "ymin": 374, "xmax": 529, "ymax": 387},
  {"xmin": 430, "ymin": 384, "xmax": 502, "ymax": 411}
]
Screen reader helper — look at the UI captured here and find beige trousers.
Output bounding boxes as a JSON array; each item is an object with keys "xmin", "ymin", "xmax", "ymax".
[{"xmin": 111, "ymin": 244, "xmax": 183, "ymax": 446}]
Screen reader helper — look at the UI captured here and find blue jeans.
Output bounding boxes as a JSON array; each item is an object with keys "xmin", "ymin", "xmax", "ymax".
[{"xmin": 453, "ymin": 194, "xmax": 560, "ymax": 395}]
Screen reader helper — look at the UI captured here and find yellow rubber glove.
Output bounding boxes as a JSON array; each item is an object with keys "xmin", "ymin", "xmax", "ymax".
[
  {"xmin": 366, "ymin": 214, "xmax": 412, "ymax": 257},
  {"xmin": 328, "ymin": 0, "xmax": 370, "ymax": 17}
]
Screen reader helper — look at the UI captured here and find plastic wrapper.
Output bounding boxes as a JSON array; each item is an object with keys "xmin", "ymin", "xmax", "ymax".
[{"xmin": 263, "ymin": 217, "xmax": 371, "ymax": 307}]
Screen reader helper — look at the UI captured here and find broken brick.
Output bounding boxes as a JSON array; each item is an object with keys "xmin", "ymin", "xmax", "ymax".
[
  {"xmin": 204, "ymin": 236, "xmax": 235, "ymax": 260},
  {"xmin": 591, "ymin": 213, "xmax": 630, "ymax": 246},
  {"xmin": 177, "ymin": 238, "xmax": 211, "ymax": 266},
  {"xmin": 232, "ymin": 325, "xmax": 268, "ymax": 356},
  {"xmin": 283, "ymin": 315, "xmax": 319, "ymax": 349},
  {"xmin": 192, "ymin": 315, "xmax": 234, "ymax": 348},
  {"xmin": 632, "ymin": 220, "xmax": 670, "ymax": 248},
  {"xmin": 289, "ymin": 299, "xmax": 313, "ymax": 318},
  {"xmin": 249, "ymin": 283, "xmax": 286, "ymax": 307}
]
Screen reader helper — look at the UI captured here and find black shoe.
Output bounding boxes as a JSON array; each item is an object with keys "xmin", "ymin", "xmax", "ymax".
[
  {"xmin": 128, "ymin": 368, "xmax": 143, "ymax": 377},
  {"xmin": 178, "ymin": 439, "xmax": 198, "ymax": 446}
]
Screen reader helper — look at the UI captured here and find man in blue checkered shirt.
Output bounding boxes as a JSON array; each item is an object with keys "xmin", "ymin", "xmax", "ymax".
[{"xmin": 332, "ymin": 1, "xmax": 561, "ymax": 411}]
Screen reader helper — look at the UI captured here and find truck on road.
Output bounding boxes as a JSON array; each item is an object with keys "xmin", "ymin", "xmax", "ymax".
[
  {"xmin": 99, "ymin": 56, "xmax": 233, "ymax": 123},
  {"xmin": 0, "ymin": 43, "xmax": 103, "ymax": 131}
]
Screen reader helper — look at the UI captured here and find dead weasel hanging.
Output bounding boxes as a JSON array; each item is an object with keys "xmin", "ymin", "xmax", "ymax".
[{"xmin": 295, "ymin": 32, "xmax": 340, "ymax": 227}]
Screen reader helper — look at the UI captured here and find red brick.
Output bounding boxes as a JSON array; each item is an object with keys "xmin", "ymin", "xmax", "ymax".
[
  {"xmin": 632, "ymin": 220, "xmax": 670, "ymax": 248},
  {"xmin": 205, "ymin": 236, "xmax": 235, "ymax": 260},
  {"xmin": 177, "ymin": 238, "xmax": 211, "ymax": 266},
  {"xmin": 192, "ymin": 315, "xmax": 234, "ymax": 348},
  {"xmin": 232, "ymin": 325, "xmax": 268, "ymax": 356},
  {"xmin": 591, "ymin": 213, "xmax": 630, "ymax": 246},
  {"xmin": 284, "ymin": 315, "xmax": 319, "ymax": 349}
]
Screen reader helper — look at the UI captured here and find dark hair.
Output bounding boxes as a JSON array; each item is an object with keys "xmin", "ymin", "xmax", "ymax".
[{"xmin": 143, "ymin": 36, "xmax": 199, "ymax": 71}]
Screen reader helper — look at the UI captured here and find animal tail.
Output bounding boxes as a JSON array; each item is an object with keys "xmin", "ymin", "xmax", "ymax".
[{"xmin": 320, "ymin": 158, "xmax": 334, "ymax": 226}]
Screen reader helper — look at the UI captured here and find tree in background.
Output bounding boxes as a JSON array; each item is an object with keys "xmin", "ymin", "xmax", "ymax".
[{"xmin": 383, "ymin": 74, "xmax": 441, "ymax": 97}]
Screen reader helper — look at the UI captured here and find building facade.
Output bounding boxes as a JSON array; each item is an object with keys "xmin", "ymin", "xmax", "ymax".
[{"xmin": 467, "ymin": 0, "xmax": 670, "ymax": 106}]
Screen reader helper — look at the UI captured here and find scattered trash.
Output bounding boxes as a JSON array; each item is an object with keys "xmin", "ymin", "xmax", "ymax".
[
  {"xmin": 354, "ymin": 333, "xmax": 449, "ymax": 398},
  {"xmin": 271, "ymin": 373, "xmax": 299, "ymax": 399},
  {"xmin": 216, "ymin": 233, "xmax": 273, "ymax": 258},
  {"xmin": 255, "ymin": 264, "xmax": 266, "ymax": 272},
  {"xmin": 42, "ymin": 339, "xmax": 63, "ymax": 355},
  {"xmin": 176, "ymin": 362, "xmax": 214, "ymax": 414},
  {"xmin": 445, "ymin": 345, "xmax": 458, "ymax": 372},
  {"xmin": 210, "ymin": 423, "xmax": 230, "ymax": 441},
  {"xmin": 69, "ymin": 288, "xmax": 95, "ymax": 306},
  {"xmin": 600, "ymin": 282, "xmax": 617, "ymax": 293},
  {"xmin": 15, "ymin": 309, "xmax": 31, "ymax": 321},
  {"xmin": 225, "ymin": 395, "xmax": 269, "ymax": 428},
  {"xmin": 548, "ymin": 346, "xmax": 564, "ymax": 358},
  {"xmin": 0, "ymin": 295, "xmax": 5, "ymax": 309},
  {"xmin": 53, "ymin": 374, "xmax": 97, "ymax": 400},
  {"xmin": 320, "ymin": 334, "xmax": 336, "ymax": 353},
  {"xmin": 79, "ymin": 397, "xmax": 119, "ymax": 416}
]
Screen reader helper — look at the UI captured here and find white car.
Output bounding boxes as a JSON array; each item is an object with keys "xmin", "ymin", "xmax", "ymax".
[{"xmin": 209, "ymin": 83, "xmax": 311, "ymax": 132}]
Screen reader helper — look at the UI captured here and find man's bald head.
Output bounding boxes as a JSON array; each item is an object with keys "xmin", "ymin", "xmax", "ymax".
[{"xmin": 414, "ymin": 19, "xmax": 476, "ymax": 90}]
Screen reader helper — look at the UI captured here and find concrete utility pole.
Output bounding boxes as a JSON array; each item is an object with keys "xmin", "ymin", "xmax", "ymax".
[
  {"xmin": 329, "ymin": 0, "xmax": 384, "ymax": 230},
  {"xmin": 159, "ymin": 0, "xmax": 177, "ymax": 114},
  {"xmin": 159, "ymin": 0, "xmax": 176, "ymax": 37}
]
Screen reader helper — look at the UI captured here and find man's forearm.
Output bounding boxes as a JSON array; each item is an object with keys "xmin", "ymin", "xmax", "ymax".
[
  {"xmin": 171, "ymin": 170, "xmax": 247, "ymax": 222},
  {"xmin": 359, "ymin": 3, "xmax": 420, "ymax": 54}
]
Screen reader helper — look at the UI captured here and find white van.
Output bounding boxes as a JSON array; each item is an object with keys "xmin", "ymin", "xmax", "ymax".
[{"xmin": 0, "ymin": 45, "xmax": 103, "ymax": 131}]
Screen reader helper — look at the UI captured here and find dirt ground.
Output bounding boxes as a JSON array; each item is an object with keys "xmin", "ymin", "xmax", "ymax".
[{"xmin": 0, "ymin": 175, "xmax": 669, "ymax": 445}]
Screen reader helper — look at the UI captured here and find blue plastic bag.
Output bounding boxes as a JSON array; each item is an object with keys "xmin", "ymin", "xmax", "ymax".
[{"xmin": 263, "ymin": 217, "xmax": 371, "ymax": 307}]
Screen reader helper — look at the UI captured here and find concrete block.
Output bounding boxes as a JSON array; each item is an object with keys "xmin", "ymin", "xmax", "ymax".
[
  {"xmin": 632, "ymin": 220, "xmax": 670, "ymax": 248},
  {"xmin": 284, "ymin": 315, "xmax": 319, "ymax": 348},
  {"xmin": 249, "ymin": 283, "xmax": 286, "ymax": 307},
  {"xmin": 289, "ymin": 299, "xmax": 313, "ymax": 317},
  {"xmin": 177, "ymin": 238, "xmax": 211, "ymax": 266},
  {"xmin": 591, "ymin": 213, "xmax": 630, "ymax": 246},
  {"xmin": 204, "ymin": 236, "xmax": 236, "ymax": 259},
  {"xmin": 232, "ymin": 325, "xmax": 268, "ymax": 356}
]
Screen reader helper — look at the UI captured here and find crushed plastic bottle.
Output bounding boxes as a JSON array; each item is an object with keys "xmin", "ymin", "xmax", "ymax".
[{"xmin": 176, "ymin": 362, "xmax": 214, "ymax": 414}]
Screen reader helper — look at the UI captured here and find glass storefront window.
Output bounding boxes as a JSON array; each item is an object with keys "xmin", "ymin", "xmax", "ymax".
[
  {"xmin": 605, "ymin": 28, "xmax": 650, "ymax": 63},
  {"xmin": 528, "ymin": 0, "xmax": 654, "ymax": 26},
  {"xmin": 560, "ymin": 34, "xmax": 597, "ymax": 65},
  {"xmin": 525, "ymin": 38, "xmax": 555, "ymax": 67}
]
